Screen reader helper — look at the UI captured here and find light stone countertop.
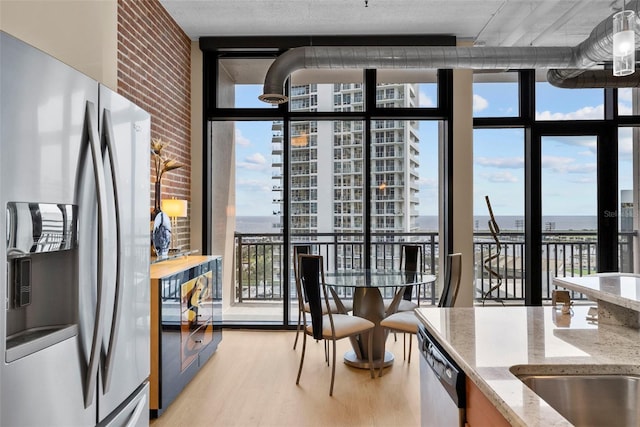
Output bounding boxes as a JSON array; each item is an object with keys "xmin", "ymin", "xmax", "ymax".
[
  {"xmin": 553, "ymin": 274, "xmax": 640, "ymax": 310},
  {"xmin": 553, "ymin": 274, "xmax": 640, "ymax": 328},
  {"xmin": 415, "ymin": 305, "xmax": 640, "ymax": 426}
]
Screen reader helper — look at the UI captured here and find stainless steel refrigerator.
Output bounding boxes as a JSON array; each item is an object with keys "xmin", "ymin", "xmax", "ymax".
[{"xmin": 0, "ymin": 31, "xmax": 150, "ymax": 427}]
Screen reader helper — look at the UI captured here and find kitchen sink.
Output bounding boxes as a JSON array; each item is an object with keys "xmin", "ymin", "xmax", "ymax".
[{"xmin": 512, "ymin": 370, "xmax": 640, "ymax": 427}]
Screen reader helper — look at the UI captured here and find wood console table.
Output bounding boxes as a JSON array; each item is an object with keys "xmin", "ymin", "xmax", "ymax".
[{"xmin": 149, "ymin": 255, "xmax": 222, "ymax": 417}]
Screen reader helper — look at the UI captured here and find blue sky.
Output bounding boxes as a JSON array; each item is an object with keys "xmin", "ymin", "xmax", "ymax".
[{"xmin": 230, "ymin": 83, "xmax": 634, "ymax": 219}]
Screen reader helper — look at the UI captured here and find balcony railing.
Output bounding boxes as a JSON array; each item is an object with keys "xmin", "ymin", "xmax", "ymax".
[{"xmin": 234, "ymin": 231, "xmax": 636, "ymax": 304}]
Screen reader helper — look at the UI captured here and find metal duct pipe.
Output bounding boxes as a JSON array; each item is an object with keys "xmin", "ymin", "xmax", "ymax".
[
  {"xmin": 548, "ymin": 0, "xmax": 640, "ymax": 87},
  {"xmin": 259, "ymin": 45, "xmax": 576, "ymax": 104},
  {"xmin": 547, "ymin": 69, "xmax": 640, "ymax": 88},
  {"xmin": 259, "ymin": 1, "xmax": 640, "ymax": 104}
]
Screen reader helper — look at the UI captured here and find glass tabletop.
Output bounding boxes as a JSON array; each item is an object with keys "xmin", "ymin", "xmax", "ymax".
[{"xmin": 325, "ymin": 269, "xmax": 436, "ymax": 288}]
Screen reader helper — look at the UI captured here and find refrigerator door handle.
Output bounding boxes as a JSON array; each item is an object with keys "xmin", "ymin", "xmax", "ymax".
[
  {"xmin": 100, "ymin": 108, "xmax": 123, "ymax": 393},
  {"xmin": 124, "ymin": 392, "xmax": 147, "ymax": 427},
  {"xmin": 83, "ymin": 101, "xmax": 109, "ymax": 409}
]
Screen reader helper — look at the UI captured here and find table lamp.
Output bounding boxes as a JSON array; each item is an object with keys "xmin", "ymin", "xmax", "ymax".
[{"xmin": 161, "ymin": 198, "xmax": 188, "ymax": 251}]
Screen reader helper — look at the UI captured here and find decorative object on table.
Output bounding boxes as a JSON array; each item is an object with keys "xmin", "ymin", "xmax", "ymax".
[
  {"xmin": 161, "ymin": 198, "xmax": 188, "ymax": 252},
  {"xmin": 151, "ymin": 137, "xmax": 182, "ymax": 220},
  {"xmin": 481, "ymin": 195, "xmax": 504, "ymax": 305},
  {"xmin": 551, "ymin": 290, "xmax": 571, "ymax": 307},
  {"xmin": 152, "ymin": 211, "xmax": 171, "ymax": 257},
  {"xmin": 152, "ymin": 211, "xmax": 172, "ymax": 257}
]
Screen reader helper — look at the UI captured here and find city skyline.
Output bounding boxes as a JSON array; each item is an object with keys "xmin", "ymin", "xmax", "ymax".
[{"xmin": 231, "ymin": 82, "xmax": 633, "ymax": 221}]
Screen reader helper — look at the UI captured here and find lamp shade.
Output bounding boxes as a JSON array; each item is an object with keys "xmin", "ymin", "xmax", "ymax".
[
  {"xmin": 613, "ymin": 10, "xmax": 636, "ymax": 77},
  {"xmin": 161, "ymin": 199, "xmax": 188, "ymax": 218}
]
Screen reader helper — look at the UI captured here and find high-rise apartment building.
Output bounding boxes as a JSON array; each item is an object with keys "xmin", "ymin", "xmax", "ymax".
[{"xmin": 272, "ymin": 82, "xmax": 420, "ymax": 246}]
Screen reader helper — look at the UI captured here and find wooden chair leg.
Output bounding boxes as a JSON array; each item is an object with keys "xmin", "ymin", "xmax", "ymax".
[{"xmin": 408, "ymin": 334, "xmax": 413, "ymax": 363}]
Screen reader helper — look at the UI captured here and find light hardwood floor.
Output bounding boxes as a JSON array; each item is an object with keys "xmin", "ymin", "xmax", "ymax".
[{"xmin": 150, "ymin": 329, "xmax": 421, "ymax": 427}]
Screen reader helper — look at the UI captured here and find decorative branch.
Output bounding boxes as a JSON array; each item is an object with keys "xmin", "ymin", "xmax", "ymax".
[{"xmin": 151, "ymin": 137, "xmax": 183, "ymax": 183}]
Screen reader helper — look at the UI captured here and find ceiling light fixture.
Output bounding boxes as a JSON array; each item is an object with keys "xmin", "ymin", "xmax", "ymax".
[{"xmin": 612, "ymin": 5, "xmax": 636, "ymax": 76}]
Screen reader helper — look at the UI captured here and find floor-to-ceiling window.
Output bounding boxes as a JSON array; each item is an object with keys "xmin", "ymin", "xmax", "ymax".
[
  {"xmin": 473, "ymin": 128, "xmax": 525, "ymax": 302},
  {"xmin": 473, "ymin": 72, "xmax": 525, "ymax": 305},
  {"xmin": 618, "ymin": 88, "xmax": 637, "ymax": 273},
  {"xmin": 204, "ymin": 38, "xmax": 640, "ymax": 326},
  {"xmin": 474, "ymin": 72, "xmax": 637, "ymax": 305},
  {"xmin": 204, "ymin": 38, "xmax": 452, "ymax": 325}
]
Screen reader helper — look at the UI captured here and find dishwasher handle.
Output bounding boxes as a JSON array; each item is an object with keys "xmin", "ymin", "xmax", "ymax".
[{"xmin": 419, "ymin": 327, "xmax": 466, "ymax": 408}]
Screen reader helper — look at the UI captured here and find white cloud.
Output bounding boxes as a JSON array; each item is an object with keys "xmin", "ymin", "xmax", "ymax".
[
  {"xmin": 237, "ymin": 178, "xmax": 271, "ymax": 193},
  {"xmin": 618, "ymin": 88, "xmax": 634, "ymax": 115},
  {"xmin": 547, "ymin": 135, "xmax": 597, "ymax": 155},
  {"xmin": 619, "ymin": 104, "xmax": 633, "ymax": 115},
  {"xmin": 419, "ymin": 177, "xmax": 438, "ymax": 188},
  {"xmin": 235, "ymin": 129, "xmax": 251, "ymax": 146},
  {"xmin": 473, "ymin": 94, "xmax": 489, "ymax": 112},
  {"xmin": 483, "ymin": 171, "xmax": 518, "ymax": 183},
  {"xmin": 419, "ymin": 90, "xmax": 435, "ymax": 107},
  {"xmin": 238, "ymin": 152, "xmax": 267, "ymax": 171},
  {"xmin": 619, "ymin": 88, "xmax": 633, "ymax": 102},
  {"xmin": 619, "ymin": 128, "xmax": 633, "ymax": 158},
  {"xmin": 568, "ymin": 176, "xmax": 596, "ymax": 184},
  {"xmin": 542, "ymin": 156, "xmax": 596, "ymax": 174},
  {"xmin": 535, "ymin": 104, "xmax": 604, "ymax": 120},
  {"xmin": 476, "ymin": 157, "xmax": 524, "ymax": 168}
]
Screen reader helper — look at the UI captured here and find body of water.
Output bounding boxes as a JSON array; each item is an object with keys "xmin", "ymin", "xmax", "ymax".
[{"xmin": 236, "ymin": 215, "xmax": 598, "ymax": 233}]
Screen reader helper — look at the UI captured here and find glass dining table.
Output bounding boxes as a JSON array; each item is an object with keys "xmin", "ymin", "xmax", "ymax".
[{"xmin": 325, "ymin": 269, "xmax": 437, "ymax": 369}]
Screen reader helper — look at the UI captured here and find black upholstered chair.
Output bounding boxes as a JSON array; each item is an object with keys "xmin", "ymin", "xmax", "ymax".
[
  {"xmin": 379, "ymin": 253, "xmax": 462, "ymax": 376},
  {"xmin": 292, "ymin": 245, "xmax": 353, "ymax": 350},
  {"xmin": 296, "ymin": 254, "xmax": 375, "ymax": 395}
]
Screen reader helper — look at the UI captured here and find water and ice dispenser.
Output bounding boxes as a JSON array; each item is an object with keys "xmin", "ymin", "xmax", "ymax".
[{"xmin": 5, "ymin": 202, "xmax": 79, "ymax": 362}]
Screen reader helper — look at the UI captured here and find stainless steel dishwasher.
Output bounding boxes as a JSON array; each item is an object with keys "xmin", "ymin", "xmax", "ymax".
[{"xmin": 418, "ymin": 325, "xmax": 466, "ymax": 427}]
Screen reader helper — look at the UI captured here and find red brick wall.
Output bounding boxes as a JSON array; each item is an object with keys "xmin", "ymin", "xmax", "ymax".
[{"xmin": 117, "ymin": 0, "xmax": 192, "ymax": 252}]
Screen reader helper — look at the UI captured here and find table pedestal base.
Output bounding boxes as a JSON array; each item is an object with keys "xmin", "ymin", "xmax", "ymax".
[{"xmin": 344, "ymin": 350, "xmax": 394, "ymax": 369}]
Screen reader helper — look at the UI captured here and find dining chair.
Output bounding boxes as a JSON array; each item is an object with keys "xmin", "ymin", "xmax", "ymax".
[
  {"xmin": 296, "ymin": 254, "xmax": 375, "ymax": 396},
  {"xmin": 292, "ymin": 245, "xmax": 311, "ymax": 350},
  {"xmin": 292, "ymin": 245, "xmax": 353, "ymax": 350},
  {"xmin": 385, "ymin": 244, "xmax": 423, "ymax": 314},
  {"xmin": 400, "ymin": 244, "xmax": 423, "ymax": 298},
  {"xmin": 378, "ymin": 252, "xmax": 463, "ymax": 377},
  {"xmin": 437, "ymin": 252, "xmax": 462, "ymax": 308}
]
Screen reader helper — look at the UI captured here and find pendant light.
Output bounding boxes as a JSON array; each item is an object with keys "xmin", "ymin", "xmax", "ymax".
[{"xmin": 613, "ymin": 4, "xmax": 636, "ymax": 76}]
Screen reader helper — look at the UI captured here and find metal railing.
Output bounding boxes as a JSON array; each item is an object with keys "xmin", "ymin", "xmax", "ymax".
[{"xmin": 234, "ymin": 230, "xmax": 636, "ymax": 304}]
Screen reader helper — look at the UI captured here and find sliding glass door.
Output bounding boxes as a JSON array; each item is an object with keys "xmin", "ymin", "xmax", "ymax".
[{"xmin": 540, "ymin": 135, "xmax": 598, "ymax": 297}]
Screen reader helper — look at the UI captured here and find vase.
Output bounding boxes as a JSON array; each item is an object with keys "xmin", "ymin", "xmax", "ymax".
[
  {"xmin": 152, "ymin": 180, "xmax": 162, "ymax": 220},
  {"xmin": 152, "ymin": 211, "xmax": 172, "ymax": 257}
]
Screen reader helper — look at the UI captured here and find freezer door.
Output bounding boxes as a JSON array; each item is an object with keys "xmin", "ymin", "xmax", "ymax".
[
  {"xmin": 99, "ymin": 382, "xmax": 149, "ymax": 427},
  {"xmin": 1, "ymin": 32, "xmax": 98, "ymax": 427},
  {"xmin": 97, "ymin": 85, "xmax": 151, "ymax": 423}
]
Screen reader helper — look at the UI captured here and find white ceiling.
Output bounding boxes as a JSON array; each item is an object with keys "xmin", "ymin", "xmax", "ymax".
[{"xmin": 160, "ymin": 0, "xmax": 622, "ymax": 47}]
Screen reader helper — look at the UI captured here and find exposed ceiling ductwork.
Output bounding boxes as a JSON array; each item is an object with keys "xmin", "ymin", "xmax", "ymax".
[
  {"xmin": 547, "ymin": 68, "xmax": 640, "ymax": 88},
  {"xmin": 259, "ymin": 1, "xmax": 640, "ymax": 104}
]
